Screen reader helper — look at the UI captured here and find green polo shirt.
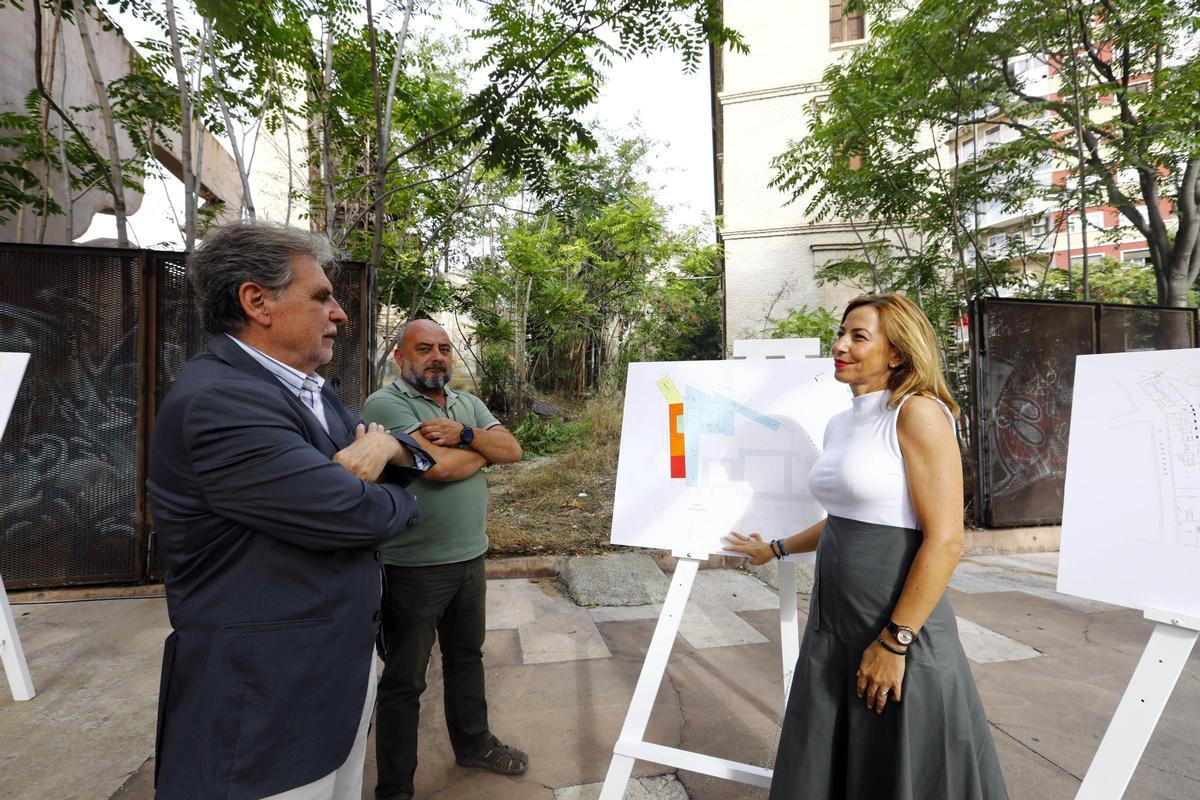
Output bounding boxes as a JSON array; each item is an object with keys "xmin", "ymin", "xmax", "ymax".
[{"xmin": 362, "ymin": 379, "xmax": 501, "ymax": 567}]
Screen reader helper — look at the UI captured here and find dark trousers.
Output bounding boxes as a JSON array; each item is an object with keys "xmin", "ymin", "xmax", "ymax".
[{"xmin": 375, "ymin": 555, "xmax": 490, "ymax": 800}]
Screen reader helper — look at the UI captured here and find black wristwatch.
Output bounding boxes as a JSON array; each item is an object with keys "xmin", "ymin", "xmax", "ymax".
[
  {"xmin": 460, "ymin": 423, "xmax": 475, "ymax": 445},
  {"xmin": 887, "ymin": 620, "xmax": 917, "ymax": 646}
]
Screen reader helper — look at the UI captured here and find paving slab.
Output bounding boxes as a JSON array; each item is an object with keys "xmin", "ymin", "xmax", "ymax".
[
  {"xmin": 956, "ymin": 616, "xmax": 1044, "ymax": 664},
  {"xmin": 561, "ymin": 554, "xmax": 669, "ymax": 607},
  {"xmin": 951, "ymin": 554, "xmax": 1115, "ymax": 614},
  {"xmin": 490, "ymin": 578, "xmax": 612, "ymax": 664},
  {"xmin": 0, "ymin": 597, "xmax": 170, "ymax": 800},
  {"xmin": 554, "ymin": 773, "xmax": 689, "ymax": 800},
  {"xmin": 3, "ymin": 552, "xmax": 1199, "ymax": 800}
]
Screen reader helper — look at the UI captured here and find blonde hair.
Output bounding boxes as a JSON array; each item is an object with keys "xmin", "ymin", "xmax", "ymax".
[{"xmin": 842, "ymin": 293, "xmax": 960, "ymax": 417}]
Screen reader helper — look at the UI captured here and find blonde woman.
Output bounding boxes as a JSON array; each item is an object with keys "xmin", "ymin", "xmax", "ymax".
[{"xmin": 726, "ymin": 294, "xmax": 1007, "ymax": 800}]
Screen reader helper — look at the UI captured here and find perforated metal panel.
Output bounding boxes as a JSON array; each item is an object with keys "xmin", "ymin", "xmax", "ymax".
[
  {"xmin": 2, "ymin": 244, "xmax": 371, "ymax": 588},
  {"xmin": 1098, "ymin": 304, "xmax": 1196, "ymax": 354},
  {"xmin": 0, "ymin": 245, "xmax": 142, "ymax": 588},
  {"xmin": 972, "ymin": 298, "xmax": 1198, "ymax": 528}
]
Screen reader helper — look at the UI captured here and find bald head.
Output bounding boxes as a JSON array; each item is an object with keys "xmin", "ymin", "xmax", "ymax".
[{"xmin": 395, "ymin": 319, "xmax": 453, "ymax": 391}]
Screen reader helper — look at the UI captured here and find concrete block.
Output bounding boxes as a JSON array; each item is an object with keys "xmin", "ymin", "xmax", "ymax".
[
  {"xmin": 561, "ymin": 554, "xmax": 669, "ymax": 607},
  {"xmin": 746, "ymin": 560, "xmax": 814, "ymax": 595}
]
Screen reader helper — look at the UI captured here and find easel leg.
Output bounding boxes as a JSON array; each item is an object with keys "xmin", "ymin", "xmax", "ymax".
[
  {"xmin": 1075, "ymin": 621, "xmax": 1198, "ymax": 800},
  {"xmin": 0, "ymin": 575, "xmax": 35, "ymax": 701},
  {"xmin": 777, "ymin": 560, "xmax": 799, "ymax": 705},
  {"xmin": 599, "ymin": 558, "xmax": 700, "ymax": 800}
]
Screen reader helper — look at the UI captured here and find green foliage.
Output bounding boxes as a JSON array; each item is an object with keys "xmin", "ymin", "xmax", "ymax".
[
  {"xmin": 510, "ymin": 413, "xmax": 589, "ymax": 458},
  {"xmin": 771, "ymin": 0, "xmax": 1200, "ymax": 307},
  {"xmin": 459, "ymin": 135, "xmax": 721, "ymax": 409},
  {"xmin": 1039, "ymin": 256, "xmax": 1200, "ymax": 307},
  {"xmin": 767, "ymin": 305, "xmax": 840, "ymax": 356}
]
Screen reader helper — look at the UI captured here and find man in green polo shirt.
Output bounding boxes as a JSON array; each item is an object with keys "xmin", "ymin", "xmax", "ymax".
[{"xmin": 362, "ymin": 319, "xmax": 525, "ymax": 800}]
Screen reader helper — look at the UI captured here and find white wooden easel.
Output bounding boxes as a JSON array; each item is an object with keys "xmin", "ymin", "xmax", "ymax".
[
  {"xmin": 0, "ymin": 352, "xmax": 35, "ymax": 702},
  {"xmin": 1075, "ymin": 607, "xmax": 1199, "ymax": 799},
  {"xmin": 599, "ymin": 339, "xmax": 821, "ymax": 798}
]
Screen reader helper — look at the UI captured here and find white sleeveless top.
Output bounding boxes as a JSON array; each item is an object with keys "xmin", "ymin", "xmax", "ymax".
[{"xmin": 808, "ymin": 389, "xmax": 955, "ymax": 529}]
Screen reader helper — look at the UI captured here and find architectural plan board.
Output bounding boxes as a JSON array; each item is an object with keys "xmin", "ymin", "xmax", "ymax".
[
  {"xmin": 612, "ymin": 359, "xmax": 852, "ymax": 555},
  {"xmin": 1059, "ymin": 348, "xmax": 1200, "ymax": 617}
]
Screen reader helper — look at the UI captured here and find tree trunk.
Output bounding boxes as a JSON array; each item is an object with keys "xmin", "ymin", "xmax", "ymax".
[
  {"xmin": 36, "ymin": 0, "xmax": 64, "ymax": 244},
  {"xmin": 76, "ymin": 5, "xmax": 129, "ymax": 247},
  {"xmin": 209, "ymin": 46, "xmax": 256, "ymax": 220},
  {"xmin": 164, "ymin": 0, "xmax": 196, "ymax": 249},
  {"xmin": 56, "ymin": 11, "xmax": 73, "ymax": 243}
]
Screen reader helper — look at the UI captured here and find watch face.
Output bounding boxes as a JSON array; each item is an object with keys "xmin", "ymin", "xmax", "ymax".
[
  {"xmin": 896, "ymin": 629, "xmax": 914, "ymax": 645},
  {"xmin": 461, "ymin": 425, "xmax": 474, "ymax": 443}
]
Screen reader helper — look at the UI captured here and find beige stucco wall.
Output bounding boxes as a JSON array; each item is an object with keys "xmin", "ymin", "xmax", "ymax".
[
  {"xmin": 0, "ymin": 3, "xmax": 145, "ymax": 244},
  {"xmin": 0, "ymin": 4, "xmax": 242, "ymax": 245},
  {"xmin": 719, "ymin": 0, "xmax": 871, "ymax": 346}
]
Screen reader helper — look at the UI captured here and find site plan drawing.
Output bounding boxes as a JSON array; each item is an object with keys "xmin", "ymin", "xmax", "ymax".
[
  {"xmin": 1059, "ymin": 348, "xmax": 1200, "ymax": 617},
  {"xmin": 612, "ymin": 360, "xmax": 851, "ymax": 557}
]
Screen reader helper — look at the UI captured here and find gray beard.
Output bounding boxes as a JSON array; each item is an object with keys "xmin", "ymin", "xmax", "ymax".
[{"xmin": 404, "ymin": 365, "xmax": 452, "ymax": 390}]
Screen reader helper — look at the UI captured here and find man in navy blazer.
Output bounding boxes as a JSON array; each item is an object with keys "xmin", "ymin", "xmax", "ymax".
[{"xmin": 148, "ymin": 222, "xmax": 430, "ymax": 800}]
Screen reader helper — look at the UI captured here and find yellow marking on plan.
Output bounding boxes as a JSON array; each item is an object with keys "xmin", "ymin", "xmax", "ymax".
[{"xmin": 657, "ymin": 375, "xmax": 683, "ymax": 404}]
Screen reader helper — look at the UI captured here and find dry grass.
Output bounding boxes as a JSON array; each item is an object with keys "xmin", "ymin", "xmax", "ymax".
[{"xmin": 485, "ymin": 395, "xmax": 624, "ymax": 556}]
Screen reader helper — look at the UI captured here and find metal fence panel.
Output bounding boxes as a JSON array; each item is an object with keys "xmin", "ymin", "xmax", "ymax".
[
  {"xmin": 1, "ymin": 243, "xmax": 371, "ymax": 589},
  {"xmin": 0, "ymin": 245, "xmax": 142, "ymax": 587},
  {"xmin": 972, "ymin": 298, "xmax": 1197, "ymax": 528},
  {"xmin": 1098, "ymin": 304, "xmax": 1196, "ymax": 354}
]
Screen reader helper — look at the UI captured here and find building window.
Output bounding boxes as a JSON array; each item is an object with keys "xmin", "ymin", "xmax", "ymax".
[
  {"xmin": 830, "ymin": 1, "xmax": 865, "ymax": 44},
  {"xmin": 1122, "ymin": 248, "xmax": 1151, "ymax": 264},
  {"xmin": 983, "ymin": 125, "xmax": 1001, "ymax": 148},
  {"xmin": 987, "ymin": 233, "xmax": 1007, "ymax": 255},
  {"xmin": 1030, "ymin": 216, "xmax": 1049, "ymax": 237}
]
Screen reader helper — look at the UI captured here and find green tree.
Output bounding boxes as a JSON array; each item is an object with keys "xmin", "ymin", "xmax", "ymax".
[
  {"xmin": 772, "ymin": 0, "xmax": 1200, "ymax": 307},
  {"xmin": 459, "ymin": 136, "xmax": 720, "ymax": 411}
]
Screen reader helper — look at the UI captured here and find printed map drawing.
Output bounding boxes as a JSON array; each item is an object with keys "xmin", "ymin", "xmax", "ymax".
[
  {"xmin": 1111, "ymin": 366, "xmax": 1200, "ymax": 547},
  {"xmin": 1059, "ymin": 349, "xmax": 1200, "ymax": 617},
  {"xmin": 612, "ymin": 360, "xmax": 851, "ymax": 557}
]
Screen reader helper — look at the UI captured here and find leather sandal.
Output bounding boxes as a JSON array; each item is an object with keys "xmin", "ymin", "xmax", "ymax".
[{"xmin": 456, "ymin": 734, "xmax": 528, "ymax": 775}]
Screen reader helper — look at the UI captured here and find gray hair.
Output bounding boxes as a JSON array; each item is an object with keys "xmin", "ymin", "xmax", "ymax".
[{"xmin": 189, "ymin": 221, "xmax": 336, "ymax": 335}]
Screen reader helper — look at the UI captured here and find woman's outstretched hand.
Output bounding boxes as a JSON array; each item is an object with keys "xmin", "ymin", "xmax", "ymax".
[{"xmin": 723, "ymin": 531, "xmax": 774, "ymax": 566}]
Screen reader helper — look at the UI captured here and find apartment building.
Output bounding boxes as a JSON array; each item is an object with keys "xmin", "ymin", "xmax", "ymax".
[
  {"xmin": 715, "ymin": 2, "xmax": 1177, "ymax": 347},
  {"xmin": 715, "ymin": 1, "xmax": 871, "ymax": 349}
]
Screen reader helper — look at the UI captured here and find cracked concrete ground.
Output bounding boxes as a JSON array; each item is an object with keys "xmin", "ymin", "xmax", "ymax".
[{"xmin": 1, "ymin": 552, "xmax": 1198, "ymax": 800}]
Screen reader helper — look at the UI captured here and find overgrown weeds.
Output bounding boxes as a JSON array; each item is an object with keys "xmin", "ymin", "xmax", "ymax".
[{"xmin": 486, "ymin": 395, "xmax": 624, "ymax": 555}]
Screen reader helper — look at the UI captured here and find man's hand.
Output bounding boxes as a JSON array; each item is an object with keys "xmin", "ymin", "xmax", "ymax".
[
  {"xmin": 333, "ymin": 422, "xmax": 403, "ymax": 482},
  {"xmin": 420, "ymin": 418, "xmax": 465, "ymax": 447}
]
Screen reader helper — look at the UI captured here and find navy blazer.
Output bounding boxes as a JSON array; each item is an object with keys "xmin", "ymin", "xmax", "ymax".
[{"xmin": 148, "ymin": 335, "xmax": 428, "ymax": 799}]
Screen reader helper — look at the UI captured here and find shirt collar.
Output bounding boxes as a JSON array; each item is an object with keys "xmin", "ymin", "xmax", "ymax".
[{"xmin": 225, "ymin": 334, "xmax": 325, "ymax": 395}]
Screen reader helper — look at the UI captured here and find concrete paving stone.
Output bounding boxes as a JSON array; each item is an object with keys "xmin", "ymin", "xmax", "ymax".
[
  {"xmin": 393, "ymin": 627, "xmax": 684, "ymax": 798},
  {"xmin": 744, "ymin": 559, "xmax": 814, "ymax": 595},
  {"xmin": 586, "ymin": 571, "xmax": 778, "ymax": 650},
  {"xmin": 689, "ymin": 569, "xmax": 781, "ymax": 613},
  {"xmin": 554, "ymin": 772, "xmax": 689, "ymax": 800},
  {"xmin": 0, "ymin": 597, "xmax": 170, "ymax": 800},
  {"xmin": 951, "ymin": 555, "xmax": 1116, "ymax": 614},
  {"xmin": 503, "ymin": 578, "xmax": 612, "ymax": 664},
  {"xmin": 677, "ymin": 595, "xmax": 768, "ymax": 650},
  {"xmin": 486, "ymin": 578, "xmax": 528, "ymax": 631},
  {"xmin": 561, "ymin": 554, "xmax": 669, "ymax": 607},
  {"xmin": 956, "ymin": 616, "xmax": 1044, "ymax": 664}
]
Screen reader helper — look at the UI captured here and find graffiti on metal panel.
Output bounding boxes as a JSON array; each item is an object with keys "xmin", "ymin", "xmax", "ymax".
[
  {"xmin": 0, "ymin": 293, "xmax": 139, "ymax": 582},
  {"xmin": 987, "ymin": 355, "xmax": 1072, "ymax": 497}
]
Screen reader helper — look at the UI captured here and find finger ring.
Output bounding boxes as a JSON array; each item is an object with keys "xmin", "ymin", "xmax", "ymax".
[{"xmin": 879, "ymin": 689, "xmax": 889, "ymax": 697}]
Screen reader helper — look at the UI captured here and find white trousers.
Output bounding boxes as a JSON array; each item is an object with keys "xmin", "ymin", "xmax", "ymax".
[{"xmin": 260, "ymin": 658, "xmax": 378, "ymax": 800}]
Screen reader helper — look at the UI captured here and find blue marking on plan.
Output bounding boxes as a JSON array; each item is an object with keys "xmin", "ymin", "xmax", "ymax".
[{"xmin": 682, "ymin": 385, "xmax": 780, "ymax": 486}]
